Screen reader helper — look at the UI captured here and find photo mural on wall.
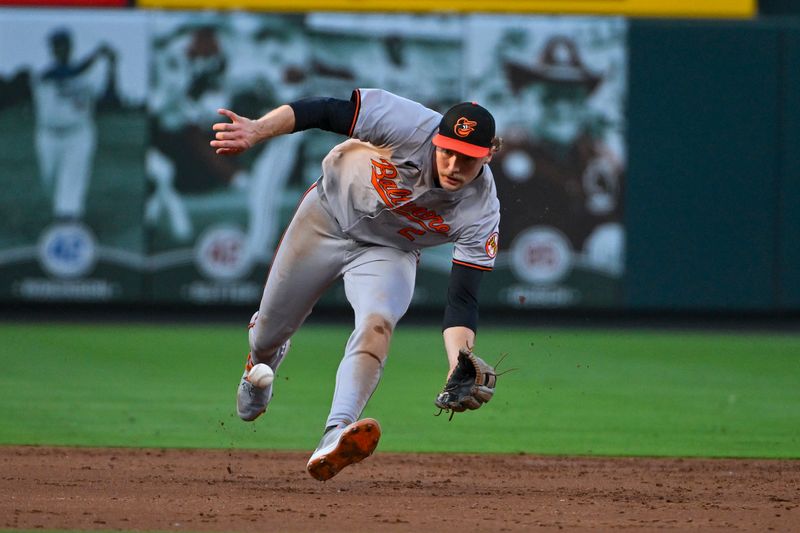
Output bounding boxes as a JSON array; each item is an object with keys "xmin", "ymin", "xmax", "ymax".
[
  {"xmin": 0, "ymin": 8, "xmax": 149, "ymax": 302},
  {"xmin": 466, "ymin": 16, "xmax": 627, "ymax": 308},
  {"xmin": 0, "ymin": 8, "xmax": 626, "ymax": 308}
]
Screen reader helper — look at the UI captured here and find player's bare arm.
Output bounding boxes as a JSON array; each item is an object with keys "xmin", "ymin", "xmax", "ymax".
[
  {"xmin": 443, "ymin": 326, "xmax": 476, "ymax": 375},
  {"xmin": 211, "ymin": 104, "xmax": 296, "ymax": 156},
  {"xmin": 213, "ymin": 96, "xmax": 360, "ymax": 156}
]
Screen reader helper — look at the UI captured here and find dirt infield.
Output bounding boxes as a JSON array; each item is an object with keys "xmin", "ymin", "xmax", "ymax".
[{"xmin": 2, "ymin": 446, "xmax": 799, "ymax": 532}]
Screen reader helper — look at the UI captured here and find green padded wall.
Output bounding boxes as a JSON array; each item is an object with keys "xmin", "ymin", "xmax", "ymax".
[
  {"xmin": 627, "ymin": 21, "xmax": 781, "ymax": 310},
  {"xmin": 761, "ymin": 0, "xmax": 800, "ymax": 15},
  {"xmin": 780, "ymin": 26, "xmax": 800, "ymax": 308}
]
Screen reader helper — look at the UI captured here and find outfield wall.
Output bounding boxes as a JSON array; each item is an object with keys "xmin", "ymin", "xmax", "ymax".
[
  {"xmin": 627, "ymin": 18, "xmax": 800, "ymax": 312},
  {"xmin": 0, "ymin": 4, "xmax": 796, "ymax": 313}
]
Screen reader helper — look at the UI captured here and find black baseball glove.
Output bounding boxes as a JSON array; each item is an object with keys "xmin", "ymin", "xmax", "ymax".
[{"xmin": 435, "ymin": 348, "xmax": 497, "ymax": 418}]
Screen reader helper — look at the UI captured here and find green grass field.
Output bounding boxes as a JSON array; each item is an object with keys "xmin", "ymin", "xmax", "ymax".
[{"xmin": 1, "ymin": 322, "xmax": 798, "ymax": 458}]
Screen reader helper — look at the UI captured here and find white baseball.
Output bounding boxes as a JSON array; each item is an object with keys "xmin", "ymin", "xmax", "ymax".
[{"xmin": 247, "ymin": 363, "xmax": 274, "ymax": 388}]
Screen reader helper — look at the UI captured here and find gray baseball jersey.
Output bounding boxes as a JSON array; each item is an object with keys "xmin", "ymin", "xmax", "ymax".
[{"xmin": 316, "ymin": 89, "xmax": 501, "ymax": 270}]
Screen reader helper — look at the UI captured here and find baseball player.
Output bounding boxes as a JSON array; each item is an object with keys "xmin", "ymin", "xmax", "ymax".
[
  {"xmin": 32, "ymin": 28, "xmax": 116, "ymax": 222},
  {"xmin": 211, "ymin": 89, "xmax": 501, "ymax": 481}
]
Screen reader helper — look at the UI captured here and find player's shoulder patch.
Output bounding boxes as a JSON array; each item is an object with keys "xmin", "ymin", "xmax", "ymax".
[{"xmin": 485, "ymin": 232, "xmax": 499, "ymax": 259}]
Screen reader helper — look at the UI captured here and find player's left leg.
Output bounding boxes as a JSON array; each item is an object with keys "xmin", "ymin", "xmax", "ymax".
[
  {"xmin": 328, "ymin": 246, "xmax": 417, "ymax": 427},
  {"xmin": 307, "ymin": 245, "xmax": 417, "ymax": 480},
  {"xmin": 238, "ymin": 186, "xmax": 348, "ymax": 421},
  {"xmin": 53, "ymin": 125, "xmax": 95, "ymax": 221}
]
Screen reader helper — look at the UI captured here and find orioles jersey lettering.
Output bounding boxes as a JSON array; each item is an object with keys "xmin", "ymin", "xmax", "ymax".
[
  {"xmin": 370, "ymin": 157, "xmax": 450, "ymax": 240},
  {"xmin": 394, "ymin": 202, "xmax": 450, "ymax": 234},
  {"xmin": 373, "ymin": 177, "xmax": 413, "ymax": 205},
  {"xmin": 398, "ymin": 227, "xmax": 426, "ymax": 240},
  {"xmin": 370, "ymin": 157, "xmax": 398, "ymax": 179}
]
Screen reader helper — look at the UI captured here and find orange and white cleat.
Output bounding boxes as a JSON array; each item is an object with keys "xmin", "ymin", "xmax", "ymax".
[{"xmin": 306, "ymin": 418, "xmax": 381, "ymax": 481}]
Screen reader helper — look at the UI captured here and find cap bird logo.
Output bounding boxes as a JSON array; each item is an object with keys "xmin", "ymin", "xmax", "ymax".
[{"xmin": 454, "ymin": 117, "xmax": 477, "ymax": 138}]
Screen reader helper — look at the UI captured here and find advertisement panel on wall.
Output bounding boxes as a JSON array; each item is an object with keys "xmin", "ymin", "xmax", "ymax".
[{"xmin": 0, "ymin": 8, "xmax": 148, "ymax": 302}]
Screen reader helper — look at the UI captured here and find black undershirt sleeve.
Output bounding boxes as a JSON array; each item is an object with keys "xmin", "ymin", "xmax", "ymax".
[
  {"xmin": 289, "ymin": 97, "xmax": 356, "ymax": 135},
  {"xmin": 442, "ymin": 263, "xmax": 484, "ymax": 333}
]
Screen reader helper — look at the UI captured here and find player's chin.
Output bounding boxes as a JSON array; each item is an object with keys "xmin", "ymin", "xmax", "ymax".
[{"xmin": 439, "ymin": 176, "xmax": 464, "ymax": 191}]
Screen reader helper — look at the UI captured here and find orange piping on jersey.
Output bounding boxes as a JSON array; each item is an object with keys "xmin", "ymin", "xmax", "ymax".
[
  {"xmin": 348, "ymin": 89, "xmax": 361, "ymax": 137},
  {"xmin": 452, "ymin": 259, "xmax": 493, "ymax": 272},
  {"xmin": 299, "ymin": 182, "xmax": 318, "ymax": 202}
]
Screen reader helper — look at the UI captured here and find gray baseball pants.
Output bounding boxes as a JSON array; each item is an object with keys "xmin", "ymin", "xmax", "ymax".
[{"xmin": 248, "ymin": 185, "xmax": 417, "ymax": 428}]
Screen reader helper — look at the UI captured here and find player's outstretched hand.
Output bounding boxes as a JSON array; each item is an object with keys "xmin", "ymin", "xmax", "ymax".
[{"xmin": 211, "ymin": 108, "xmax": 261, "ymax": 156}]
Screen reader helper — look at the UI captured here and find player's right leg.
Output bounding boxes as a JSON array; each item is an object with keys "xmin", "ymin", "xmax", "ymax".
[
  {"xmin": 237, "ymin": 185, "xmax": 349, "ymax": 421},
  {"xmin": 307, "ymin": 245, "xmax": 417, "ymax": 480},
  {"xmin": 305, "ymin": 418, "xmax": 381, "ymax": 481}
]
